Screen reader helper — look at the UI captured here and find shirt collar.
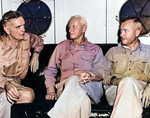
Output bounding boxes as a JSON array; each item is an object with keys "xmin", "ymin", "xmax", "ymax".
[
  {"xmin": 2, "ymin": 34, "xmax": 26, "ymax": 49},
  {"xmin": 68, "ymin": 37, "xmax": 89, "ymax": 50},
  {"xmin": 118, "ymin": 41, "xmax": 147, "ymax": 52}
]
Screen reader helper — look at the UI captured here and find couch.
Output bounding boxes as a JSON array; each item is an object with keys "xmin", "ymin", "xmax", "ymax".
[{"xmin": 11, "ymin": 43, "xmax": 150, "ymax": 118}]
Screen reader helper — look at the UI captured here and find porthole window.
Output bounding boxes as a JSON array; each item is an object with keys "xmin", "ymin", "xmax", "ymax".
[
  {"xmin": 119, "ymin": 0, "xmax": 150, "ymax": 35},
  {"xmin": 17, "ymin": 0, "xmax": 52, "ymax": 35}
]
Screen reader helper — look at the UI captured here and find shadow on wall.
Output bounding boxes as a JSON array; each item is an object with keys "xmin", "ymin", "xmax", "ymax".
[
  {"xmin": 0, "ymin": 20, "xmax": 5, "ymax": 36},
  {"xmin": 66, "ymin": 22, "xmax": 70, "ymax": 40},
  {"xmin": 117, "ymin": 28, "xmax": 121, "ymax": 43}
]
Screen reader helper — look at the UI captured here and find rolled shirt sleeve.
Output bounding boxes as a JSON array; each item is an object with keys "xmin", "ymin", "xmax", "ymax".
[
  {"xmin": 44, "ymin": 45, "xmax": 60, "ymax": 87},
  {"xmin": 28, "ymin": 33, "xmax": 44, "ymax": 53}
]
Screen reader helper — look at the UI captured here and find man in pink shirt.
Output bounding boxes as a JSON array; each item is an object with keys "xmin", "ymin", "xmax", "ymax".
[
  {"xmin": 0, "ymin": 10, "xmax": 44, "ymax": 118},
  {"xmin": 44, "ymin": 15, "xmax": 110, "ymax": 118}
]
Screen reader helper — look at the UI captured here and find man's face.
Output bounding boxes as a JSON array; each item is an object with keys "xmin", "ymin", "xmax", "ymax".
[
  {"xmin": 120, "ymin": 20, "xmax": 139, "ymax": 46},
  {"xmin": 68, "ymin": 18, "xmax": 86, "ymax": 40},
  {"xmin": 4, "ymin": 16, "xmax": 25, "ymax": 40}
]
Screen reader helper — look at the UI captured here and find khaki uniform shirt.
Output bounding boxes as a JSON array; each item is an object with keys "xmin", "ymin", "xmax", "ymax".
[
  {"xmin": 0, "ymin": 33, "xmax": 43, "ymax": 87},
  {"xmin": 104, "ymin": 43, "xmax": 150, "ymax": 84}
]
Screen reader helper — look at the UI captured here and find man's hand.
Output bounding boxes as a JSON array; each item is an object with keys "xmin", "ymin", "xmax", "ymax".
[
  {"xmin": 46, "ymin": 92, "xmax": 57, "ymax": 100},
  {"xmin": 30, "ymin": 52, "xmax": 39, "ymax": 73},
  {"xmin": 110, "ymin": 78, "xmax": 122, "ymax": 86},
  {"xmin": 75, "ymin": 70, "xmax": 84, "ymax": 75},
  {"xmin": 5, "ymin": 81, "xmax": 20, "ymax": 104},
  {"xmin": 77, "ymin": 72, "xmax": 91, "ymax": 84},
  {"xmin": 46, "ymin": 86, "xmax": 57, "ymax": 100},
  {"xmin": 142, "ymin": 83, "xmax": 150, "ymax": 108}
]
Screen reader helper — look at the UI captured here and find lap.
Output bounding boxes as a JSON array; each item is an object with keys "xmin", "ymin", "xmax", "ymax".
[
  {"xmin": 104, "ymin": 77, "xmax": 146, "ymax": 105},
  {"xmin": 105, "ymin": 77, "xmax": 146, "ymax": 92},
  {"xmin": 66, "ymin": 75, "xmax": 103, "ymax": 103}
]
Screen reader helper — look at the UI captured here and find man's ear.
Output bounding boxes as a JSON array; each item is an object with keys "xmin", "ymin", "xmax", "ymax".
[
  {"xmin": 82, "ymin": 25, "xmax": 87, "ymax": 33},
  {"xmin": 136, "ymin": 29, "xmax": 140, "ymax": 37},
  {"xmin": 3, "ymin": 26, "xmax": 9, "ymax": 34}
]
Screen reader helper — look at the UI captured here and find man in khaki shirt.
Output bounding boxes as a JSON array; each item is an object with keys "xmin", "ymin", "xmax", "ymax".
[
  {"xmin": 104, "ymin": 17, "xmax": 150, "ymax": 118},
  {"xmin": 0, "ymin": 10, "xmax": 44, "ymax": 118}
]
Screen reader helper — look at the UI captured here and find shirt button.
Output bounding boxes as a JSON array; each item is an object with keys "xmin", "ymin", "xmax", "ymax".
[
  {"xmin": 130, "ymin": 60, "xmax": 132, "ymax": 62},
  {"xmin": 129, "ymin": 68, "xmax": 131, "ymax": 70},
  {"xmin": 130, "ymin": 53, "xmax": 132, "ymax": 55}
]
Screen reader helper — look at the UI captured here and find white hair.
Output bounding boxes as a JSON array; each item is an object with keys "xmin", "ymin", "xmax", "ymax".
[{"xmin": 69, "ymin": 15, "xmax": 87, "ymax": 26}]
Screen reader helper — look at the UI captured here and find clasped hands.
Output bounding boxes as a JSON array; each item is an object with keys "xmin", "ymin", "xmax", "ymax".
[
  {"xmin": 110, "ymin": 77, "xmax": 122, "ymax": 86},
  {"xmin": 75, "ymin": 70, "xmax": 91, "ymax": 84}
]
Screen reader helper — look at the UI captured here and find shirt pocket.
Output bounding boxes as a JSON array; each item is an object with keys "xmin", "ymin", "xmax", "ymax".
[
  {"xmin": 60, "ymin": 53, "xmax": 72, "ymax": 71},
  {"xmin": 81, "ymin": 53, "xmax": 95, "ymax": 69},
  {"xmin": 137, "ymin": 61, "xmax": 147, "ymax": 72},
  {"xmin": 136, "ymin": 61, "xmax": 148, "ymax": 81},
  {"xmin": 21, "ymin": 48, "xmax": 31, "ymax": 59},
  {"xmin": 137, "ymin": 61, "xmax": 149, "ymax": 76},
  {"xmin": 3, "ymin": 61, "xmax": 18, "ymax": 75},
  {"xmin": 81, "ymin": 53, "xmax": 95, "ymax": 61},
  {"xmin": 112, "ymin": 54, "xmax": 127, "ymax": 73}
]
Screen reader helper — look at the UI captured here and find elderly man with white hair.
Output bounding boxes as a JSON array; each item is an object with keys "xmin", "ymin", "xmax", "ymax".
[{"xmin": 44, "ymin": 15, "xmax": 110, "ymax": 118}]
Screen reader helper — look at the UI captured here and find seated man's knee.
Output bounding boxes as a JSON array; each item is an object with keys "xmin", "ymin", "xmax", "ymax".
[
  {"xmin": 18, "ymin": 88, "xmax": 35, "ymax": 103},
  {"xmin": 67, "ymin": 75, "xmax": 79, "ymax": 83},
  {"xmin": 68, "ymin": 75, "xmax": 79, "ymax": 80},
  {"xmin": 25, "ymin": 88, "xmax": 35, "ymax": 102},
  {"xmin": 119, "ymin": 77, "xmax": 136, "ymax": 86}
]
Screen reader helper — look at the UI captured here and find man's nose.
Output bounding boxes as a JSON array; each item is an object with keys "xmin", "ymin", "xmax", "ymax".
[
  {"xmin": 120, "ymin": 31, "xmax": 124, "ymax": 37},
  {"xmin": 69, "ymin": 27, "xmax": 73, "ymax": 32},
  {"xmin": 22, "ymin": 26, "xmax": 25, "ymax": 32}
]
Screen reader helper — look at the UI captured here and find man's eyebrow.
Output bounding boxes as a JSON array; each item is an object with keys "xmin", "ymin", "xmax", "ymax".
[
  {"xmin": 120, "ymin": 29, "xmax": 127, "ymax": 32},
  {"xmin": 15, "ymin": 25, "xmax": 22, "ymax": 28},
  {"xmin": 15, "ymin": 23, "xmax": 25, "ymax": 28},
  {"xmin": 120, "ymin": 28, "xmax": 127, "ymax": 30}
]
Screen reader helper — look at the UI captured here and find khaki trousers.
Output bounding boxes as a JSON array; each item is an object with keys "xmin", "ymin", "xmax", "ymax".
[
  {"xmin": 48, "ymin": 75, "xmax": 91, "ymax": 118},
  {"xmin": 105, "ymin": 77, "xmax": 146, "ymax": 118}
]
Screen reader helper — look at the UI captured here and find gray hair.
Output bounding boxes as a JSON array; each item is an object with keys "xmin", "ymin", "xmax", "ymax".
[
  {"xmin": 2, "ymin": 10, "xmax": 22, "ymax": 26},
  {"xmin": 69, "ymin": 15, "xmax": 87, "ymax": 26}
]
